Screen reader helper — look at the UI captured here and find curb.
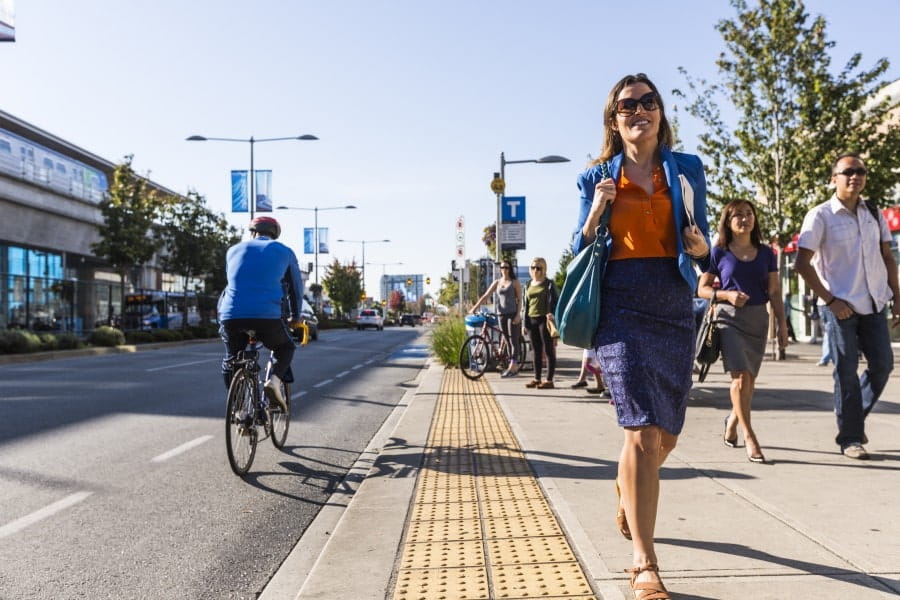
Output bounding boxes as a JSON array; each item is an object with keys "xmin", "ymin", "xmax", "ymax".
[{"xmin": 0, "ymin": 338, "xmax": 217, "ymax": 366}]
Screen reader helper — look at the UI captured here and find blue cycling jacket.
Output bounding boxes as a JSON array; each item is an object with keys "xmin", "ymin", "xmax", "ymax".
[{"xmin": 218, "ymin": 236, "xmax": 304, "ymax": 321}]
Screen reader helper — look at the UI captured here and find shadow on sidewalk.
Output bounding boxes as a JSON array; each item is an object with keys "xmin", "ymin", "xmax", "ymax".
[{"xmin": 657, "ymin": 538, "xmax": 898, "ymax": 596}]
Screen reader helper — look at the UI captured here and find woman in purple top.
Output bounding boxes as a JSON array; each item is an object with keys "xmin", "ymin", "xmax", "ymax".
[{"xmin": 697, "ymin": 200, "xmax": 789, "ymax": 463}]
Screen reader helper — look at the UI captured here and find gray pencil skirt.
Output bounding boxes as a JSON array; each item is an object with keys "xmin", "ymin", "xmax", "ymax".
[{"xmin": 716, "ymin": 303, "xmax": 769, "ymax": 377}]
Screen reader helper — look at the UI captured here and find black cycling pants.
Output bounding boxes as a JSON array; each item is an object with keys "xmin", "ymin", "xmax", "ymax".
[{"xmin": 220, "ymin": 318, "xmax": 295, "ymax": 389}]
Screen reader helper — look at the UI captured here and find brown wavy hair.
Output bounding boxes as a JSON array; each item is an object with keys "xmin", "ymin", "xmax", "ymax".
[{"xmin": 592, "ymin": 73, "xmax": 674, "ymax": 165}]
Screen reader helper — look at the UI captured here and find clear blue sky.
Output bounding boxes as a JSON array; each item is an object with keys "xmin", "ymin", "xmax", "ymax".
[{"xmin": 4, "ymin": 1, "xmax": 898, "ymax": 297}]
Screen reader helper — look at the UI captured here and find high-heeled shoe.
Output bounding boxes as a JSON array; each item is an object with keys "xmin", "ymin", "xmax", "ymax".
[
  {"xmin": 723, "ymin": 417, "xmax": 738, "ymax": 448},
  {"xmin": 746, "ymin": 438, "xmax": 766, "ymax": 463},
  {"xmin": 614, "ymin": 479, "xmax": 631, "ymax": 540},
  {"xmin": 625, "ymin": 563, "xmax": 671, "ymax": 600}
]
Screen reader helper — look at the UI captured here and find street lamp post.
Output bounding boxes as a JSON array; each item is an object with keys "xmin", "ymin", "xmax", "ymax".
[
  {"xmin": 186, "ymin": 134, "xmax": 318, "ymax": 220},
  {"xmin": 276, "ymin": 205, "xmax": 357, "ymax": 286},
  {"xmin": 495, "ymin": 153, "xmax": 570, "ymax": 265},
  {"xmin": 337, "ymin": 239, "xmax": 390, "ymax": 297}
]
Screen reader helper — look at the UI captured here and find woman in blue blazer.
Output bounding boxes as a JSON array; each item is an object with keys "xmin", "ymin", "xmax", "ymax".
[{"xmin": 571, "ymin": 73, "xmax": 710, "ymax": 599}]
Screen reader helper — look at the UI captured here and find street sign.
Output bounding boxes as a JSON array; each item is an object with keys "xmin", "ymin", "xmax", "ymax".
[
  {"xmin": 455, "ymin": 214, "xmax": 465, "ymax": 260},
  {"xmin": 501, "ymin": 196, "xmax": 526, "ymax": 222}
]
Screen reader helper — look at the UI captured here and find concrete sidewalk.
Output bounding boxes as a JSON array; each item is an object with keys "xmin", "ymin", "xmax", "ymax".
[{"xmin": 269, "ymin": 340, "xmax": 900, "ymax": 599}]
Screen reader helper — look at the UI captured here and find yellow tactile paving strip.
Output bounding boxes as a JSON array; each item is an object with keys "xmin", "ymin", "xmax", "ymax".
[{"xmin": 392, "ymin": 369, "xmax": 597, "ymax": 600}]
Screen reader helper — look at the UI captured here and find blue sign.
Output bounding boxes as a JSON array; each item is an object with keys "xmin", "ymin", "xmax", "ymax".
[{"xmin": 501, "ymin": 196, "xmax": 526, "ymax": 222}]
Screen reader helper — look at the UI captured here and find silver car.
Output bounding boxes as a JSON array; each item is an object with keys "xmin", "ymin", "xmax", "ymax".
[{"xmin": 356, "ymin": 309, "xmax": 383, "ymax": 331}]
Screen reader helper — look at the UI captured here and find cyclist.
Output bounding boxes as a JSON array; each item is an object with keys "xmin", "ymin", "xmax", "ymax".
[{"xmin": 218, "ymin": 216, "xmax": 303, "ymax": 412}]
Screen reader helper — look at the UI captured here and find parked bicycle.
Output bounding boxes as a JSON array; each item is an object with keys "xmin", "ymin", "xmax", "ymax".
[
  {"xmin": 225, "ymin": 324, "xmax": 307, "ymax": 475},
  {"xmin": 459, "ymin": 312, "xmax": 529, "ymax": 380}
]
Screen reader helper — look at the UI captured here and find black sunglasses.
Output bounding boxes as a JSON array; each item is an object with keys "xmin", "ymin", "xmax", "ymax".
[
  {"xmin": 615, "ymin": 92, "xmax": 659, "ymax": 116},
  {"xmin": 500, "ymin": 265, "xmax": 511, "ymax": 269},
  {"xmin": 836, "ymin": 167, "xmax": 867, "ymax": 177},
  {"xmin": 530, "ymin": 265, "xmax": 542, "ymax": 271}
]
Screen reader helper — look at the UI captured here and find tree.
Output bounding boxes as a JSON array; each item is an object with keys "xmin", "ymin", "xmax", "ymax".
[
  {"xmin": 481, "ymin": 223, "xmax": 517, "ymax": 263},
  {"xmin": 308, "ymin": 283, "xmax": 324, "ymax": 314},
  {"xmin": 91, "ymin": 155, "xmax": 165, "ymax": 325},
  {"xmin": 321, "ymin": 258, "xmax": 362, "ymax": 319},
  {"xmin": 158, "ymin": 191, "xmax": 236, "ymax": 328},
  {"xmin": 554, "ymin": 247, "xmax": 575, "ymax": 290},
  {"xmin": 437, "ymin": 274, "xmax": 458, "ymax": 307},
  {"xmin": 389, "ymin": 289, "xmax": 405, "ymax": 311},
  {"xmin": 676, "ymin": 0, "xmax": 900, "ymax": 241}
]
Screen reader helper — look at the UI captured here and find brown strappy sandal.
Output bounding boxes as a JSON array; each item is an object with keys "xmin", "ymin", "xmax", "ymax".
[
  {"xmin": 624, "ymin": 563, "xmax": 671, "ymax": 600},
  {"xmin": 615, "ymin": 478, "xmax": 631, "ymax": 540}
]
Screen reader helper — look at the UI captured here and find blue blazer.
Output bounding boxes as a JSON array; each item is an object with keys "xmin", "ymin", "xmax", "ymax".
[{"xmin": 571, "ymin": 147, "xmax": 711, "ymax": 291}]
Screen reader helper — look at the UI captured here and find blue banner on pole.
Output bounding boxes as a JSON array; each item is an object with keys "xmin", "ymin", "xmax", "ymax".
[
  {"xmin": 255, "ymin": 170, "xmax": 272, "ymax": 212},
  {"xmin": 303, "ymin": 227, "xmax": 329, "ymax": 254},
  {"xmin": 231, "ymin": 170, "xmax": 248, "ymax": 213}
]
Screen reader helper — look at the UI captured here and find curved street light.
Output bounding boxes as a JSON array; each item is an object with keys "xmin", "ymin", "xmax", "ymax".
[
  {"xmin": 336, "ymin": 239, "xmax": 391, "ymax": 296},
  {"xmin": 186, "ymin": 134, "xmax": 318, "ymax": 220},
  {"xmin": 276, "ymin": 205, "xmax": 357, "ymax": 287}
]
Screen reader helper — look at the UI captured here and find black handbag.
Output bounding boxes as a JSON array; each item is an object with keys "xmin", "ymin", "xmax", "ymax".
[{"xmin": 695, "ymin": 301, "xmax": 720, "ymax": 382}]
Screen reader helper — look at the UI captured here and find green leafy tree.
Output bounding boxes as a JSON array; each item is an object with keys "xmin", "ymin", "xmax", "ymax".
[
  {"xmin": 437, "ymin": 274, "xmax": 458, "ymax": 307},
  {"xmin": 676, "ymin": 0, "xmax": 900, "ymax": 241},
  {"xmin": 158, "ymin": 191, "xmax": 235, "ymax": 328},
  {"xmin": 554, "ymin": 247, "xmax": 575, "ymax": 290},
  {"xmin": 481, "ymin": 223, "xmax": 516, "ymax": 263},
  {"xmin": 321, "ymin": 258, "xmax": 362, "ymax": 319},
  {"xmin": 308, "ymin": 283, "xmax": 324, "ymax": 314},
  {"xmin": 91, "ymin": 155, "xmax": 165, "ymax": 325}
]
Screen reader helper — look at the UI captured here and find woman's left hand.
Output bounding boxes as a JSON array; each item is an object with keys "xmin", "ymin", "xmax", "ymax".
[
  {"xmin": 682, "ymin": 225, "xmax": 709, "ymax": 258},
  {"xmin": 777, "ymin": 323, "xmax": 790, "ymax": 349}
]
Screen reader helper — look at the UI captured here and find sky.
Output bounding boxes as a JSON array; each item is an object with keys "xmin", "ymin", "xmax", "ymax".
[{"xmin": 3, "ymin": 1, "xmax": 898, "ymax": 298}]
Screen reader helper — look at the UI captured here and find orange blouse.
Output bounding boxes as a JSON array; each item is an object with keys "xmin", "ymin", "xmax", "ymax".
[{"xmin": 608, "ymin": 166, "xmax": 678, "ymax": 260}]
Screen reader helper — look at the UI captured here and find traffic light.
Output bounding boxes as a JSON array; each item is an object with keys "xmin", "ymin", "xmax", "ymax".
[
  {"xmin": 381, "ymin": 299, "xmax": 387, "ymax": 306},
  {"xmin": 425, "ymin": 277, "xmax": 431, "ymax": 285},
  {"xmin": 406, "ymin": 277, "xmax": 412, "ymax": 286},
  {"xmin": 361, "ymin": 292, "xmax": 367, "ymax": 301},
  {"xmin": 451, "ymin": 259, "xmax": 457, "ymax": 271}
]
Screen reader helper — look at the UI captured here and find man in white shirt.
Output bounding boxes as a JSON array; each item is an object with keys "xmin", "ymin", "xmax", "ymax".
[{"xmin": 796, "ymin": 153, "xmax": 900, "ymax": 460}]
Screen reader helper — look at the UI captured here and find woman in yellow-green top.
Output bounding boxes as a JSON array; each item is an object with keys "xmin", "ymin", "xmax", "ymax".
[{"xmin": 522, "ymin": 257, "xmax": 558, "ymax": 389}]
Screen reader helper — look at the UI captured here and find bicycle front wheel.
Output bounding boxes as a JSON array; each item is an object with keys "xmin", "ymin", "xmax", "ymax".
[
  {"xmin": 269, "ymin": 381, "xmax": 291, "ymax": 449},
  {"xmin": 225, "ymin": 369, "xmax": 258, "ymax": 475},
  {"xmin": 459, "ymin": 334, "xmax": 491, "ymax": 380}
]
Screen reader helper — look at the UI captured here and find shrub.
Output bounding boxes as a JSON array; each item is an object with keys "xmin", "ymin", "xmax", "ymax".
[
  {"xmin": 0, "ymin": 329, "xmax": 43, "ymax": 354},
  {"xmin": 89, "ymin": 326, "xmax": 126, "ymax": 347},
  {"xmin": 125, "ymin": 330, "xmax": 154, "ymax": 344},
  {"xmin": 56, "ymin": 333, "xmax": 84, "ymax": 350},
  {"xmin": 150, "ymin": 329, "xmax": 183, "ymax": 342},
  {"xmin": 430, "ymin": 317, "xmax": 467, "ymax": 367},
  {"xmin": 190, "ymin": 324, "xmax": 219, "ymax": 339},
  {"xmin": 38, "ymin": 333, "xmax": 59, "ymax": 351}
]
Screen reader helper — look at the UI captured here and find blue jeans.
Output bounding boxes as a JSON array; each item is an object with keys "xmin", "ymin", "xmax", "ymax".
[{"xmin": 821, "ymin": 305, "xmax": 894, "ymax": 447}]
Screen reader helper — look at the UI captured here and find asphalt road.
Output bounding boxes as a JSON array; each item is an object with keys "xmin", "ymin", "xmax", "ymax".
[{"xmin": 0, "ymin": 326, "xmax": 430, "ymax": 599}]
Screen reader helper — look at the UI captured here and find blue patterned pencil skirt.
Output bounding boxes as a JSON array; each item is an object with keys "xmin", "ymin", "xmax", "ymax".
[{"xmin": 594, "ymin": 258, "xmax": 694, "ymax": 436}]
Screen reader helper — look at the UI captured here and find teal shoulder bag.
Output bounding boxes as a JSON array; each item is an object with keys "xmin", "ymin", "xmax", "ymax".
[{"xmin": 555, "ymin": 162, "xmax": 612, "ymax": 349}]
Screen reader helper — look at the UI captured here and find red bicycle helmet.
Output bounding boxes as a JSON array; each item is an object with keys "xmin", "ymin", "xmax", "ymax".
[{"xmin": 249, "ymin": 216, "xmax": 281, "ymax": 240}]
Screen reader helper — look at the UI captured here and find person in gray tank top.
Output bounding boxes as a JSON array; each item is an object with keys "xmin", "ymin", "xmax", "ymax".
[{"xmin": 470, "ymin": 260, "xmax": 523, "ymax": 376}]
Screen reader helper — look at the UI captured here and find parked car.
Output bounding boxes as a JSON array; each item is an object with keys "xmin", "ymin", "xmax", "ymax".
[
  {"xmin": 399, "ymin": 314, "xmax": 420, "ymax": 327},
  {"xmin": 357, "ymin": 309, "xmax": 383, "ymax": 331},
  {"xmin": 290, "ymin": 299, "xmax": 319, "ymax": 341}
]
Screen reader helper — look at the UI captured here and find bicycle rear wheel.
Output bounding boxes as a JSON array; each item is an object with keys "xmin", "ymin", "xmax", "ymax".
[
  {"xmin": 269, "ymin": 381, "xmax": 290, "ymax": 449},
  {"xmin": 459, "ymin": 334, "xmax": 490, "ymax": 380},
  {"xmin": 225, "ymin": 369, "xmax": 258, "ymax": 475}
]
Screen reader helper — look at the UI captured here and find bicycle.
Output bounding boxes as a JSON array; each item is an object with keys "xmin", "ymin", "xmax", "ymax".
[
  {"xmin": 459, "ymin": 312, "xmax": 528, "ymax": 380},
  {"xmin": 225, "ymin": 324, "xmax": 307, "ymax": 475}
]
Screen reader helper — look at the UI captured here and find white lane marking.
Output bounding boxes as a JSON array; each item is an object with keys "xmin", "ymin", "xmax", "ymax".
[
  {"xmin": 364, "ymin": 359, "xmax": 375, "ymax": 365},
  {"xmin": 0, "ymin": 491, "xmax": 93, "ymax": 539},
  {"xmin": 350, "ymin": 364, "xmax": 363, "ymax": 370},
  {"xmin": 151, "ymin": 435, "xmax": 214, "ymax": 463},
  {"xmin": 292, "ymin": 390, "xmax": 307, "ymax": 400},
  {"xmin": 145, "ymin": 358, "xmax": 219, "ymax": 372},
  {"xmin": 335, "ymin": 370, "xmax": 350, "ymax": 378},
  {"xmin": 313, "ymin": 379, "xmax": 333, "ymax": 388}
]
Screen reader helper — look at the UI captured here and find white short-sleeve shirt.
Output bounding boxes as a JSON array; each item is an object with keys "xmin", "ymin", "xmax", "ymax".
[{"xmin": 798, "ymin": 195, "xmax": 892, "ymax": 315}]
